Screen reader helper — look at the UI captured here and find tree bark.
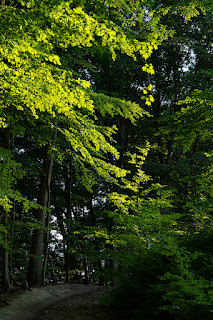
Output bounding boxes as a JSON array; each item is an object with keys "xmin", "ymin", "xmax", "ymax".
[
  {"xmin": 42, "ymin": 183, "xmax": 51, "ymax": 286},
  {"xmin": 1, "ymin": 128, "xmax": 12, "ymax": 293},
  {"xmin": 1, "ymin": 211, "xmax": 10, "ymax": 292},
  {"xmin": 28, "ymin": 150, "xmax": 53, "ymax": 286},
  {"xmin": 64, "ymin": 165, "xmax": 72, "ymax": 284},
  {"xmin": 83, "ymin": 257, "xmax": 89, "ymax": 285}
]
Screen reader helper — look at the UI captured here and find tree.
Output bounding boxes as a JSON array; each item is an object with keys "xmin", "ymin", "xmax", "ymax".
[{"xmin": 0, "ymin": 0, "xmax": 170, "ymax": 287}]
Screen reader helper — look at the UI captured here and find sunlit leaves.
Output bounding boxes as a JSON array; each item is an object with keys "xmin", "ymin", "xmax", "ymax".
[
  {"xmin": 92, "ymin": 92, "xmax": 151, "ymax": 123},
  {"xmin": 142, "ymin": 63, "xmax": 155, "ymax": 74}
]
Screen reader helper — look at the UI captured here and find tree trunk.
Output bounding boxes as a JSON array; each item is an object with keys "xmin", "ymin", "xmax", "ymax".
[
  {"xmin": 1, "ymin": 211, "xmax": 10, "ymax": 292},
  {"xmin": 64, "ymin": 165, "xmax": 72, "ymax": 284},
  {"xmin": 42, "ymin": 184, "xmax": 51, "ymax": 286},
  {"xmin": 1, "ymin": 128, "xmax": 12, "ymax": 293},
  {"xmin": 28, "ymin": 150, "xmax": 53, "ymax": 286},
  {"xmin": 83, "ymin": 257, "xmax": 89, "ymax": 285}
]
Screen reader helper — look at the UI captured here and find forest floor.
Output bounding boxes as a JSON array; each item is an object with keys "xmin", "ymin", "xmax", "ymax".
[{"xmin": 0, "ymin": 283, "xmax": 116, "ymax": 320}]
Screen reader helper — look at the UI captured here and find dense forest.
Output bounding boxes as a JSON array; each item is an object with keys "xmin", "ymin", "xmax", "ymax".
[{"xmin": 0, "ymin": 0, "xmax": 212, "ymax": 319}]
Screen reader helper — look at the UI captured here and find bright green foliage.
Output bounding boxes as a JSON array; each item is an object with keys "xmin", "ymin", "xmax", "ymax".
[
  {"xmin": 0, "ymin": 148, "xmax": 22, "ymax": 211},
  {"xmin": 0, "ymin": 0, "xmax": 161, "ymax": 193},
  {"xmin": 0, "ymin": 0, "xmax": 212, "ymax": 318},
  {"xmin": 0, "ymin": 0, "xmax": 181, "ymax": 208}
]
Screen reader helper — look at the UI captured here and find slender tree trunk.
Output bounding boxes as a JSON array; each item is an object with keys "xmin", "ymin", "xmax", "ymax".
[
  {"xmin": 83, "ymin": 257, "xmax": 89, "ymax": 285},
  {"xmin": 9, "ymin": 135, "xmax": 15, "ymax": 289},
  {"xmin": 98, "ymin": 260, "xmax": 105, "ymax": 286},
  {"xmin": 106, "ymin": 116, "xmax": 125, "ymax": 286},
  {"xmin": 28, "ymin": 150, "xmax": 53, "ymax": 286},
  {"xmin": 1, "ymin": 128, "xmax": 12, "ymax": 293},
  {"xmin": 42, "ymin": 184, "xmax": 51, "ymax": 286},
  {"xmin": 64, "ymin": 164, "xmax": 72, "ymax": 284},
  {"xmin": 1, "ymin": 211, "xmax": 10, "ymax": 292},
  {"xmin": 9, "ymin": 198, "xmax": 15, "ymax": 290}
]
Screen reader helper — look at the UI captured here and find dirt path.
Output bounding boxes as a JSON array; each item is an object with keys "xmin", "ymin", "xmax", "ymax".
[{"xmin": 0, "ymin": 284, "xmax": 114, "ymax": 320}]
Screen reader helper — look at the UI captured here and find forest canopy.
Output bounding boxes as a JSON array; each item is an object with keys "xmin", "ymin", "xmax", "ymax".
[{"xmin": 0, "ymin": 0, "xmax": 213, "ymax": 319}]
